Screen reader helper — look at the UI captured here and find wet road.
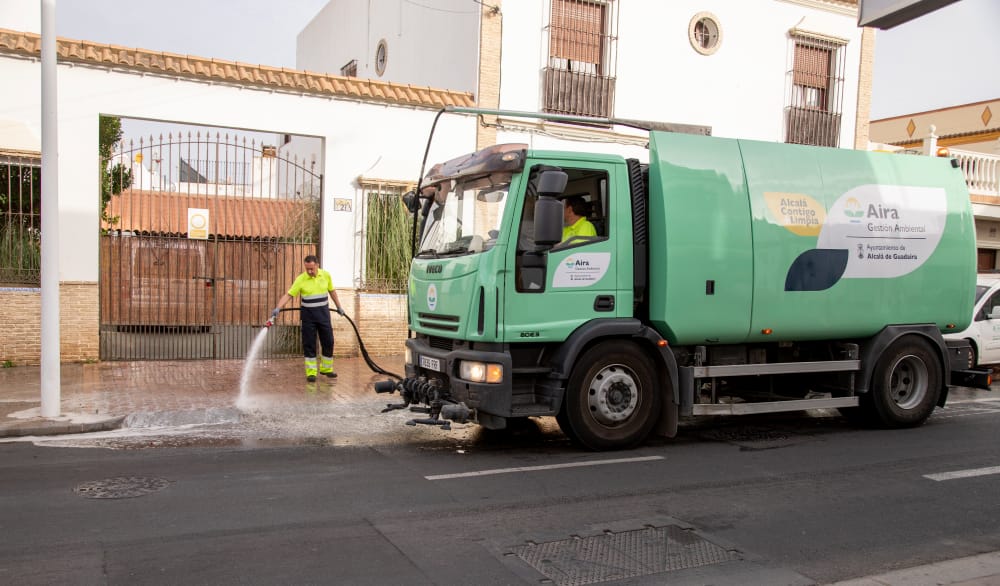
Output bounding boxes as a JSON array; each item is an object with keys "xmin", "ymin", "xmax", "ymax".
[{"xmin": 3, "ymin": 386, "xmax": 1000, "ymax": 584}]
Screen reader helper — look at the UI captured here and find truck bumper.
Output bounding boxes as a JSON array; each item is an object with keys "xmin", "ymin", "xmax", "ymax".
[
  {"xmin": 404, "ymin": 338, "xmax": 515, "ymax": 417},
  {"xmin": 950, "ymin": 367, "xmax": 992, "ymax": 390}
]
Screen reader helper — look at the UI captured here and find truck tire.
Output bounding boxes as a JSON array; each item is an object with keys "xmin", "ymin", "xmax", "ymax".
[
  {"xmin": 965, "ymin": 340, "xmax": 978, "ymax": 369},
  {"xmin": 558, "ymin": 341, "xmax": 661, "ymax": 450},
  {"xmin": 868, "ymin": 335, "xmax": 942, "ymax": 428}
]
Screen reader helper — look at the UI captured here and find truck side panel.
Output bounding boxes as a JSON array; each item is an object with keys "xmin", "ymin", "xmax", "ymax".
[
  {"xmin": 739, "ymin": 140, "xmax": 975, "ymax": 342},
  {"xmin": 647, "ymin": 133, "xmax": 754, "ymax": 345}
]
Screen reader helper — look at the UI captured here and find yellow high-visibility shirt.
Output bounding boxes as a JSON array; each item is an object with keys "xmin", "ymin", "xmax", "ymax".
[
  {"xmin": 288, "ymin": 268, "xmax": 334, "ymax": 307},
  {"xmin": 561, "ymin": 217, "xmax": 597, "ymax": 242}
]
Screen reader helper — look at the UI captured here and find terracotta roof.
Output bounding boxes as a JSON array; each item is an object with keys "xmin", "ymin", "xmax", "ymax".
[
  {"xmin": 0, "ymin": 29, "xmax": 475, "ymax": 110},
  {"xmin": 103, "ymin": 190, "xmax": 317, "ymax": 239}
]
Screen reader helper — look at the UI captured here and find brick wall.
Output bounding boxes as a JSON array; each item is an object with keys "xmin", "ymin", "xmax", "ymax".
[
  {"xmin": 476, "ymin": 0, "xmax": 503, "ymax": 150},
  {"xmin": 0, "ymin": 282, "xmax": 98, "ymax": 366},
  {"xmin": 348, "ymin": 292, "xmax": 409, "ymax": 357},
  {"xmin": 853, "ymin": 26, "xmax": 875, "ymax": 150},
  {"xmin": 0, "ymin": 284, "xmax": 407, "ymax": 364}
]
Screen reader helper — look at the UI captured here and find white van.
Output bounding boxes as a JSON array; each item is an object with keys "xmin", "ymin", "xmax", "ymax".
[{"xmin": 945, "ymin": 274, "xmax": 1000, "ymax": 367}]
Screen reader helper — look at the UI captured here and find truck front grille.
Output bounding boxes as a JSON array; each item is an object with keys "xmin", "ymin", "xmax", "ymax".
[
  {"xmin": 417, "ymin": 312, "xmax": 460, "ymax": 332},
  {"xmin": 428, "ymin": 336, "xmax": 454, "ymax": 351}
]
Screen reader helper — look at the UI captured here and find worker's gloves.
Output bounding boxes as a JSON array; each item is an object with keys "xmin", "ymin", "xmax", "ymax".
[
  {"xmin": 271, "ymin": 308, "xmax": 280, "ymax": 320},
  {"xmin": 336, "ymin": 308, "xmax": 345, "ymax": 316}
]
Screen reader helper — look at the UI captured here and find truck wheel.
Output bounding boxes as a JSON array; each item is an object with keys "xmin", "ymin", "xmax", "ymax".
[
  {"xmin": 966, "ymin": 341, "xmax": 978, "ymax": 369},
  {"xmin": 559, "ymin": 341, "xmax": 660, "ymax": 450},
  {"xmin": 868, "ymin": 336, "xmax": 942, "ymax": 428}
]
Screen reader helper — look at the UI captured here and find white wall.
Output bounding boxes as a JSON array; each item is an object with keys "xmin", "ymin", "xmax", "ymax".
[
  {"xmin": 0, "ymin": 53, "xmax": 476, "ymax": 286},
  {"xmin": 498, "ymin": 0, "xmax": 862, "ymax": 147},
  {"xmin": 296, "ymin": 0, "xmax": 479, "ymax": 93}
]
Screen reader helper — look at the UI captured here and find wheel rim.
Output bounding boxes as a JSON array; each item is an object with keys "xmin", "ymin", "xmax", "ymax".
[
  {"xmin": 888, "ymin": 353, "xmax": 929, "ymax": 410},
  {"xmin": 587, "ymin": 364, "xmax": 640, "ymax": 425}
]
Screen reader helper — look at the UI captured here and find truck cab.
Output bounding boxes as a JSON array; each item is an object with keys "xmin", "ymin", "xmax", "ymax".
[{"xmin": 404, "ymin": 144, "xmax": 656, "ymax": 441}]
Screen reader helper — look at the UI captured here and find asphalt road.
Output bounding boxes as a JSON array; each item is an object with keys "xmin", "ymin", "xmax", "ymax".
[{"xmin": 2, "ymin": 392, "xmax": 999, "ymax": 585}]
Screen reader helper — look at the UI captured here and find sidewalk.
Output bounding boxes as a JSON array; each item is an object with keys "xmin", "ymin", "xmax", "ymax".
[{"xmin": 0, "ymin": 354, "xmax": 404, "ymax": 437}]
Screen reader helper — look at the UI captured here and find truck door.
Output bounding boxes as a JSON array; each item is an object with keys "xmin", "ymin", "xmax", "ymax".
[{"xmin": 503, "ymin": 161, "xmax": 628, "ymax": 342}]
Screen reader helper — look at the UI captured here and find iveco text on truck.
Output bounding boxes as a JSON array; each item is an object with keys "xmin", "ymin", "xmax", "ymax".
[{"xmin": 375, "ymin": 108, "xmax": 989, "ymax": 450}]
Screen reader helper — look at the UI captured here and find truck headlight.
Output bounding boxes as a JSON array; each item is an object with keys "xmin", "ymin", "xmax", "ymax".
[
  {"xmin": 404, "ymin": 347, "xmax": 412, "ymax": 366},
  {"xmin": 459, "ymin": 360, "xmax": 503, "ymax": 383}
]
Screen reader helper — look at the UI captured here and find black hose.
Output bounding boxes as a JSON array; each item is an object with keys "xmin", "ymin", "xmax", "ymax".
[
  {"xmin": 269, "ymin": 307, "xmax": 403, "ymax": 380},
  {"xmin": 334, "ymin": 310, "xmax": 403, "ymax": 380}
]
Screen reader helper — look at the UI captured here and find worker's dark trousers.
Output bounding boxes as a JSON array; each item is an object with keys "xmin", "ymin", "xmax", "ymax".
[{"xmin": 301, "ymin": 306, "xmax": 334, "ymax": 363}]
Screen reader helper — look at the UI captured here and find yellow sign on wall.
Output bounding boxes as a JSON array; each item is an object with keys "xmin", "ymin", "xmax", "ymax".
[{"xmin": 188, "ymin": 208, "xmax": 209, "ymax": 240}]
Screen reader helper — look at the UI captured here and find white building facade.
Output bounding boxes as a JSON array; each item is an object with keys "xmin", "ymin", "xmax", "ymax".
[{"xmin": 298, "ymin": 0, "xmax": 873, "ymax": 156}]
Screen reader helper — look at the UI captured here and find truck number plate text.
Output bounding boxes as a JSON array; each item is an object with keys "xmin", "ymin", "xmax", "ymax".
[{"xmin": 419, "ymin": 355, "xmax": 442, "ymax": 372}]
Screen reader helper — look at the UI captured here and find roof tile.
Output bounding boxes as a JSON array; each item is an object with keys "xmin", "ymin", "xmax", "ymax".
[
  {"xmin": 0, "ymin": 29, "xmax": 474, "ymax": 110},
  {"xmin": 104, "ymin": 190, "xmax": 317, "ymax": 239}
]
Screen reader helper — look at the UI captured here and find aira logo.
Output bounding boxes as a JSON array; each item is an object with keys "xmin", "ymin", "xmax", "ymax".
[
  {"xmin": 427, "ymin": 264, "xmax": 443, "ymax": 274},
  {"xmin": 427, "ymin": 283, "xmax": 438, "ymax": 311}
]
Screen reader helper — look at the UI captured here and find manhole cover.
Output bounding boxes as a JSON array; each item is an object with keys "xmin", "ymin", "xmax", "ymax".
[
  {"xmin": 510, "ymin": 525, "xmax": 739, "ymax": 586},
  {"xmin": 74, "ymin": 476, "xmax": 171, "ymax": 499}
]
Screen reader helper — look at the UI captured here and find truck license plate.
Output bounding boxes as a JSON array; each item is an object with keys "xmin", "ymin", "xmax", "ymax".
[{"xmin": 419, "ymin": 355, "xmax": 442, "ymax": 372}]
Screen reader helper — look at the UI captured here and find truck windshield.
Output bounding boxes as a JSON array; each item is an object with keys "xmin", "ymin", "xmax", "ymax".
[{"xmin": 417, "ymin": 172, "xmax": 511, "ymax": 257}]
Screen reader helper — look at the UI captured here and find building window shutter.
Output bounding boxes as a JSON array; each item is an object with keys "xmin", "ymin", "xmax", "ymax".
[
  {"xmin": 786, "ymin": 34, "xmax": 846, "ymax": 147},
  {"xmin": 544, "ymin": 0, "xmax": 618, "ymax": 119}
]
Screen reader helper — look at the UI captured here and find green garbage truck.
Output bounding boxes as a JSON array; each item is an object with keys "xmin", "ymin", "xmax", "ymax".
[{"xmin": 375, "ymin": 108, "xmax": 989, "ymax": 450}]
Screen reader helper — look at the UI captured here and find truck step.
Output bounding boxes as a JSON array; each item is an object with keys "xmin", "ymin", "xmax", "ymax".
[{"xmin": 691, "ymin": 396, "xmax": 858, "ymax": 416}]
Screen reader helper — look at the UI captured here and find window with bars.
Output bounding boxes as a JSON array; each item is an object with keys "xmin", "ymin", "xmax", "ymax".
[
  {"xmin": 0, "ymin": 153, "xmax": 41, "ymax": 285},
  {"xmin": 543, "ymin": 0, "xmax": 617, "ymax": 119},
  {"xmin": 358, "ymin": 180, "xmax": 414, "ymax": 293},
  {"xmin": 785, "ymin": 35, "xmax": 846, "ymax": 148},
  {"xmin": 340, "ymin": 59, "xmax": 358, "ymax": 77}
]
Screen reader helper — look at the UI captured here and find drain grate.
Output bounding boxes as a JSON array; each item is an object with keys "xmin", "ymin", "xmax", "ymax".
[
  {"xmin": 74, "ymin": 476, "xmax": 171, "ymax": 499},
  {"xmin": 510, "ymin": 525, "xmax": 739, "ymax": 586}
]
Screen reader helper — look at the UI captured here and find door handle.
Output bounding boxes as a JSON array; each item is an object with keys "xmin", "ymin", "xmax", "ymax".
[{"xmin": 594, "ymin": 295, "xmax": 615, "ymax": 312}]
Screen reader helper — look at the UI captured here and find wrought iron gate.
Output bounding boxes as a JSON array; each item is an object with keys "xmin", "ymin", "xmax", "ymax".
[{"xmin": 99, "ymin": 132, "xmax": 321, "ymax": 360}]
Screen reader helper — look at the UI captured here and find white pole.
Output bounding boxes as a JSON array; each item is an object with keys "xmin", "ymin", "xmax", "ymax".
[{"xmin": 40, "ymin": 0, "xmax": 60, "ymax": 418}]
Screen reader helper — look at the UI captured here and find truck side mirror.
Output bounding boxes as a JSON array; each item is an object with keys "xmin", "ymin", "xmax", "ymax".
[
  {"xmin": 537, "ymin": 170, "xmax": 568, "ymax": 196},
  {"xmin": 534, "ymin": 196, "xmax": 563, "ymax": 246},
  {"xmin": 402, "ymin": 190, "xmax": 419, "ymax": 213}
]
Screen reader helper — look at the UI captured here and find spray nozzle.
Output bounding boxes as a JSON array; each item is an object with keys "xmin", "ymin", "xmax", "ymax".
[{"xmin": 264, "ymin": 319, "xmax": 274, "ymax": 328}]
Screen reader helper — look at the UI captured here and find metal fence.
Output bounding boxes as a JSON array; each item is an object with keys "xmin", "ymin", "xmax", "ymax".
[
  {"xmin": 100, "ymin": 132, "xmax": 322, "ymax": 360},
  {"xmin": 356, "ymin": 179, "xmax": 413, "ymax": 293},
  {"xmin": 0, "ymin": 152, "xmax": 41, "ymax": 285}
]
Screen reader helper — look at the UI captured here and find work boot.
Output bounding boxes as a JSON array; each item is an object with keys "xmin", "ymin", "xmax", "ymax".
[
  {"xmin": 306, "ymin": 375, "xmax": 317, "ymax": 382},
  {"xmin": 323, "ymin": 371, "xmax": 337, "ymax": 379}
]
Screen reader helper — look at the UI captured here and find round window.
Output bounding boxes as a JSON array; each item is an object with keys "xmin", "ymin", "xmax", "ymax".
[
  {"xmin": 689, "ymin": 13, "xmax": 722, "ymax": 56},
  {"xmin": 375, "ymin": 39, "xmax": 388, "ymax": 76}
]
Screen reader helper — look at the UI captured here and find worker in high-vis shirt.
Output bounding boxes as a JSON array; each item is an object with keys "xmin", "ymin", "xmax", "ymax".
[
  {"xmin": 272, "ymin": 255, "xmax": 345, "ymax": 382},
  {"xmin": 561, "ymin": 195, "xmax": 596, "ymax": 243}
]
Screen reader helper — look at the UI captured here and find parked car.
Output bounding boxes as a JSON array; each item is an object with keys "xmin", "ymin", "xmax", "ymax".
[{"xmin": 945, "ymin": 274, "xmax": 1000, "ymax": 367}]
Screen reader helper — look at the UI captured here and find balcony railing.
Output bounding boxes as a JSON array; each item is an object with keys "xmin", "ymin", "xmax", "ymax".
[
  {"xmin": 542, "ymin": 68, "xmax": 615, "ymax": 119},
  {"xmin": 785, "ymin": 106, "xmax": 842, "ymax": 148},
  {"xmin": 950, "ymin": 148, "xmax": 1000, "ymax": 198}
]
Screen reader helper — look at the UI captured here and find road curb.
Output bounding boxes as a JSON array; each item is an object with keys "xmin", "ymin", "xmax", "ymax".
[
  {"xmin": 0, "ymin": 416, "xmax": 126, "ymax": 438},
  {"xmin": 828, "ymin": 551, "xmax": 1000, "ymax": 585}
]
